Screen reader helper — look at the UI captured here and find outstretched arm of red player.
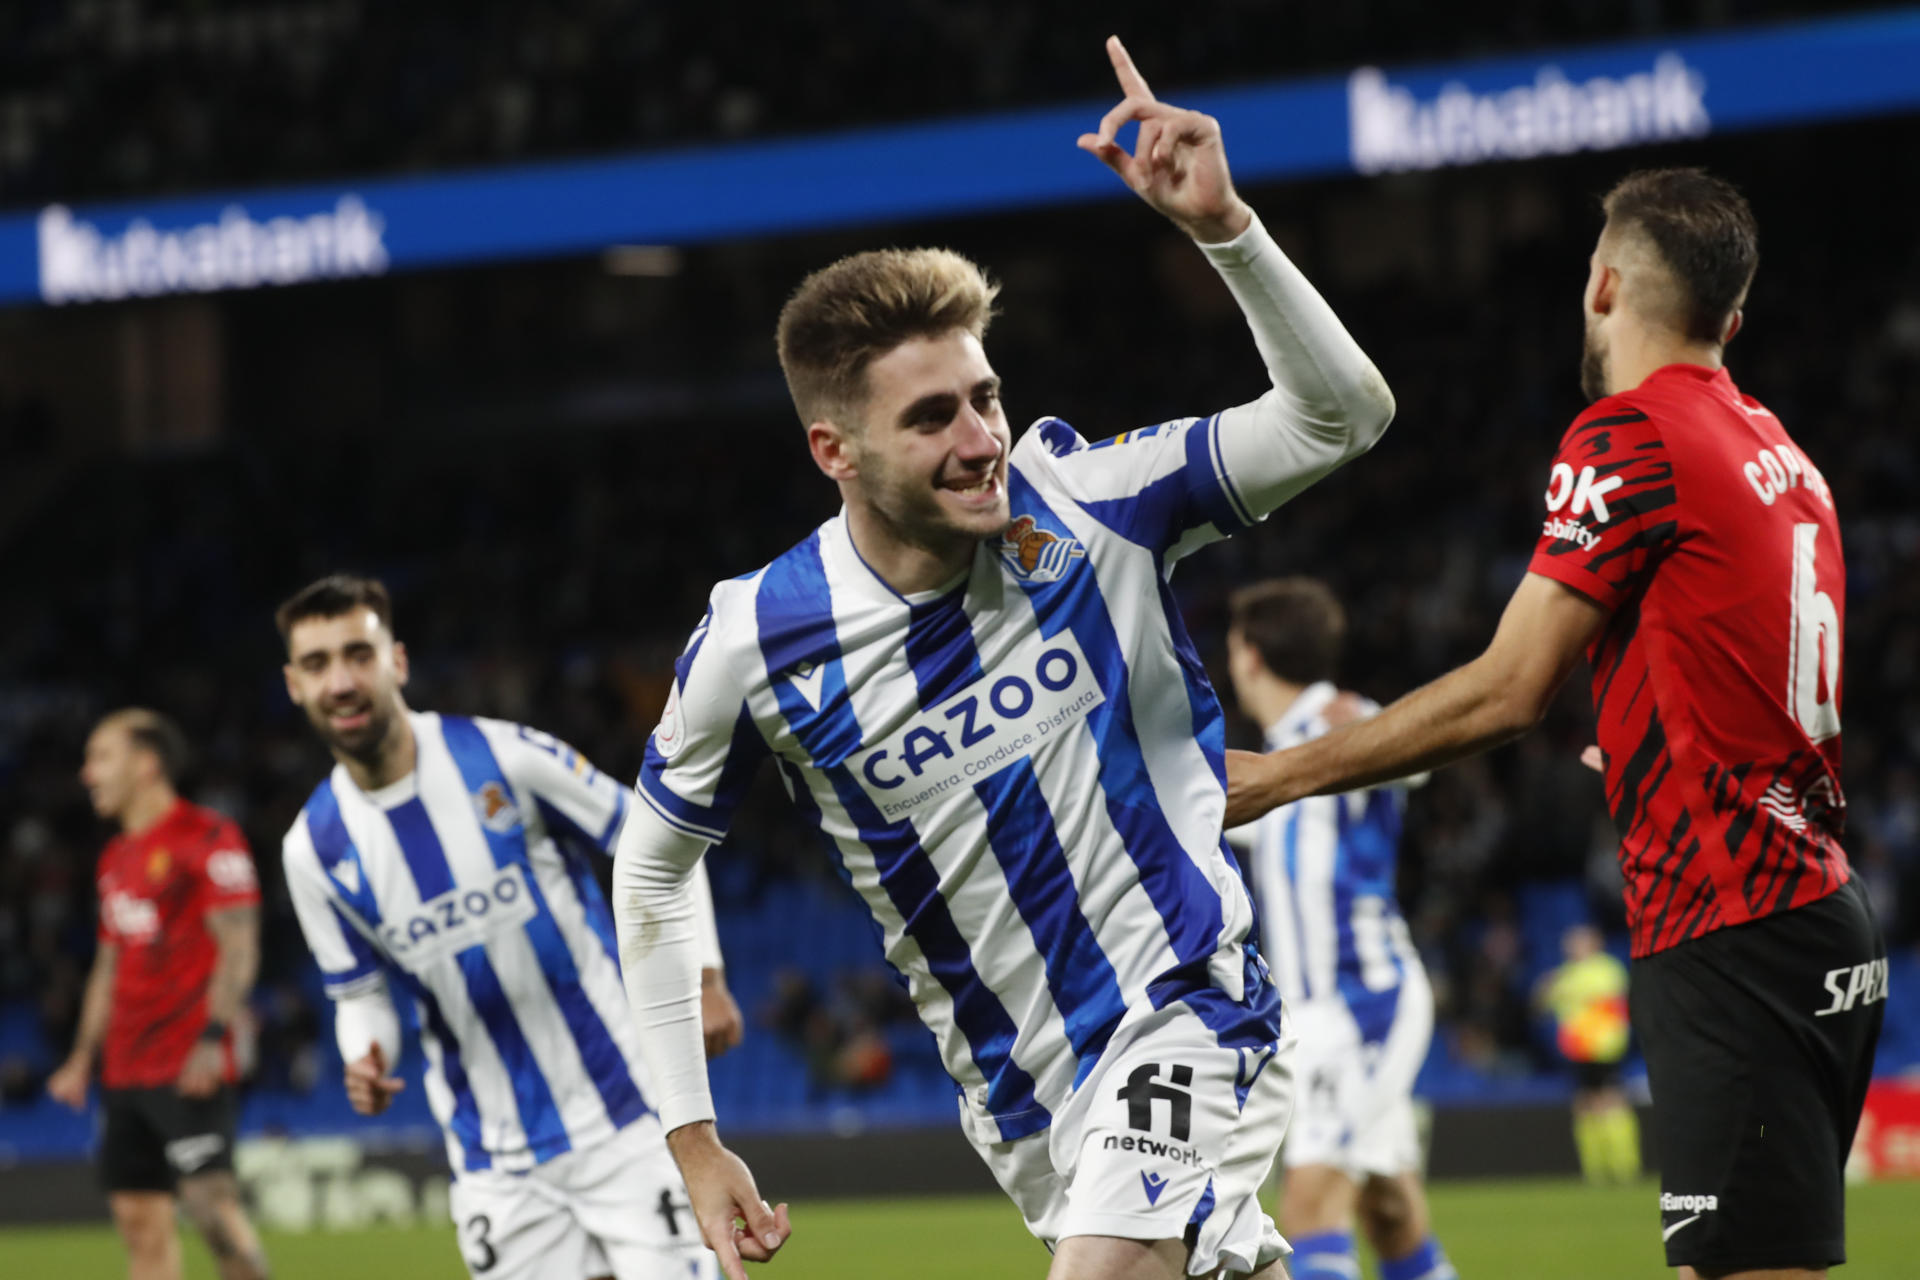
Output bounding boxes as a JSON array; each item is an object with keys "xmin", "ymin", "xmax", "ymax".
[{"xmin": 1226, "ymin": 573, "xmax": 1607, "ymax": 826}]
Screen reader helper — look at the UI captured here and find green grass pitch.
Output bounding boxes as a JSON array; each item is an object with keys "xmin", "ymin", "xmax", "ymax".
[{"xmin": 2, "ymin": 1179, "xmax": 1911, "ymax": 1277}]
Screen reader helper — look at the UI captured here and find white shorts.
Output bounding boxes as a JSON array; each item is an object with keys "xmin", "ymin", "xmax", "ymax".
[
  {"xmin": 447, "ymin": 1117, "xmax": 716, "ymax": 1280},
  {"xmin": 973, "ymin": 997, "xmax": 1296, "ymax": 1277},
  {"xmin": 1282, "ymin": 964, "xmax": 1433, "ymax": 1180}
]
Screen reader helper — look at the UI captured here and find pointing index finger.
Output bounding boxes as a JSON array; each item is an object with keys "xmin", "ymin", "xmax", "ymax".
[{"xmin": 1106, "ymin": 35, "xmax": 1154, "ymax": 102}]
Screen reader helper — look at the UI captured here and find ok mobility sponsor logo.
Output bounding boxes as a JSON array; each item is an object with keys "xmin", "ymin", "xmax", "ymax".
[
  {"xmin": 852, "ymin": 631, "xmax": 1104, "ymax": 820},
  {"xmin": 1349, "ymin": 51, "xmax": 1710, "ymax": 175},
  {"xmin": 36, "ymin": 195, "xmax": 388, "ymax": 304}
]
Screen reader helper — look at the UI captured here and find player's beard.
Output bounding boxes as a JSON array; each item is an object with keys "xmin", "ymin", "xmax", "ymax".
[
  {"xmin": 855, "ymin": 446, "xmax": 1011, "ymax": 557},
  {"xmin": 307, "ymin": 693, "xmax": 400, "ymax": 768},
  {"xmin": 1580, "ymin": 323, "xmax": 1610, "ymax": 402}
]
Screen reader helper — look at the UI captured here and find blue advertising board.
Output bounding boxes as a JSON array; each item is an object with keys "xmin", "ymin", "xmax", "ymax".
[{"xmin": 1, "ymin": 9, "xmax": 1916, "ymax": 306}]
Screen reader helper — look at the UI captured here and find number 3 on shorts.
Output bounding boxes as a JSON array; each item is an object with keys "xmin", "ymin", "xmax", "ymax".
[{"xmin": 461, "ymin": 1213, "xmax": 498, "ymax": 1273}]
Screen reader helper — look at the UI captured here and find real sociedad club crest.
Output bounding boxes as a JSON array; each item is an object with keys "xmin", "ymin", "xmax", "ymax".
[
  {"xmin": 999, "ymin": 515, "xmax": 1086, "ymax": 584},
  {"xmin": 473, "ymin": 780, "xmax": 522, "ymax": 834}
]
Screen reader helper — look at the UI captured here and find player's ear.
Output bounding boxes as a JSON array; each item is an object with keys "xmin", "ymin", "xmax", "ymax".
[
  {"xmin": 1721, "ymin": 308, "xmax": 1743, "ymax": 346},
  {"xmin": 1588, "ymin": 262, "xmax": 1620, "ymax": 318},
  {"xmin": 282, "ymin": 664, "xmax": 301, "ymax": 706},
  {"xmin": 808, "ymin": 419, "xmax": 859, "ymax": 482},
  {"xmin": 391, "ymin": 641, "xmax": 411, "ymax": 687}
]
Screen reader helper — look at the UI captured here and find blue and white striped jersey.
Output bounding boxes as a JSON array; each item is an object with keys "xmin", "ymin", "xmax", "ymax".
[
  {"xmin": 1242, "ymin": 682, "xmax": 1422, "ymax": 1045},
  {"xmin": 640, "ymin": 412, "xmax": 1329, "ymax": 1145},
  {"xmin": 283, "ymin": 712, "xmax": 647, "ymax": 1174}
]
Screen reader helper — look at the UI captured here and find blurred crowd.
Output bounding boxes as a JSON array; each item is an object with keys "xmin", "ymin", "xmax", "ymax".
[
  {"xmin": 0, "ymin": 0, "xmax": 1893, "ymax": 206},
  {"xmin": 0, "ymin": 6, "xmax": 1917, "ymax": 1112}
]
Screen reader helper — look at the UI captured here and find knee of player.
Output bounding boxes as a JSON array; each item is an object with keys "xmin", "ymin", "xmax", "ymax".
[
  {"xmin": 1358, "ymin": 1175, "xmax": 1425, "ymax": 1245},
  {"xmin": 111, "ymin": 1199, "xmax": 176, "ymax": 1255}
]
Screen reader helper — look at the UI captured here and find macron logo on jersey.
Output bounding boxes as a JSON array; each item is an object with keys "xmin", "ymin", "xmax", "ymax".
[
  {"xmin": 380, "ymin": 863, "xmax": 537, "ymax": 973},
  {"xmin": 854, "ymin": 630, "xmax": 1104, "ymax": 820},
  {"xmin": 786, "ymin": 660, "xmax": 827, "ymax": 712}
]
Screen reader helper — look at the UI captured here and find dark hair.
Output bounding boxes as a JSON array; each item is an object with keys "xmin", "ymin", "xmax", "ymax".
[
  {"xmin": 1602, "ymin": 167, "xmax": 1758, "ymax": 344},
  {"xmin": 1228, "ymin": 577, "xmax": 1346, "ymax": 686},
  {"xmin": 275, "ymin": 573, "xmax": 394, "ymax": 645},
  {"xmin": 108, "ymin": 708, "xmax": 191, "ymax": 788}
]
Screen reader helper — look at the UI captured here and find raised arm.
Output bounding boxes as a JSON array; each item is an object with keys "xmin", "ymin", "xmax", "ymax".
[{"xmin": 1079, "ymin": 36, "xmax": 1394, "ymax": 517}]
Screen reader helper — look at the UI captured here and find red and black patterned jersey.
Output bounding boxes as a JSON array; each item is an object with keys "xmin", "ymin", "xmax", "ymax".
[
  {"xmin": 1529, "ymin": 364, "xmax": 1849, "ymax": 958},
  {"xmin": 95, "ymin": 799, "xmax": 259, "ymax": 1087}
]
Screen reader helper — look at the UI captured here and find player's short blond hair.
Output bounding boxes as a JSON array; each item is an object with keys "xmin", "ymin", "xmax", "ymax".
[{"xmin": 775, "ymin": 247, "xmax": 999, "ymax": 429}]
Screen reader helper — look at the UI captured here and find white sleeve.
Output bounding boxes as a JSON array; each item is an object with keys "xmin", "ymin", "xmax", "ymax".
[
  {"xmin": 1017, "ymin": 212, "xmax": 1391, "ymax": 566},
  {"xmin": 615, "ymin": 594, "xmax": 761, "ymax": 1132},
  {"xmin": 488, "ymin": 720, "xmax": 630, "ymax": 853},
  {"xmin": 690, "ymin": 858, "xmax": 724, "ymax": 973},
  {"xmin": 333, "ymin": 982, "xmax": 401, "ymax": 1068},
  {"xmin": 613, "ymin": 801, "xmax": 718, "ymax": 1134},
  {"xmin": 1200, "ymin": 211, "xmax": 1395, "ymax": 520}
]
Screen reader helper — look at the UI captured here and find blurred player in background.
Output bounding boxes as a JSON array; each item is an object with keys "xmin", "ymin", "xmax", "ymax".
[
  {"xmin": 1223, "ymin": 579, "xmax": 1457, "ymax": 1280},
  {"xmin": 615, "ymin": 36, "xmax": 1396, "ymax": 1280},
  {"xmin": 274, "ymin": 574, "xmax": 737, "ymax": 1280},
  {"xmin": 1536, "ymin": 924, "xmax": 1639, "ymax": 1186},
  {"xmin": 48, "ymin": 709, "xmax": 269, "ymax": 1280},
  {"xmin": 1226, "ymin": 169, "xmax": 1886, "ymax": 1279}
]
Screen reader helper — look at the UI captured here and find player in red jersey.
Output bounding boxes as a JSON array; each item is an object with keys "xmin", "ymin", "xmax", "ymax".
[
  {"xmin": 1225, "ymin": 169, "xmax": 1884, "ymax": 1279},
  {"xmin": 47, "ymin": 709, "xmax": 271, "ymax": 1280}
]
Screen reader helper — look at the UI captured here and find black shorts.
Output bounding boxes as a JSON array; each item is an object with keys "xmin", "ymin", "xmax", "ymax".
[
  {"xmin": 1572, "ymin": 1059, "xmax": 1624, "ymax": 1092},
  {"xmin": 99, "ymin": 1085, "xmax": 238, "ymax": 1193},
  {"xmin": 1631, "ymin": 878, "xmax": 1885, "ymax": 1273}
]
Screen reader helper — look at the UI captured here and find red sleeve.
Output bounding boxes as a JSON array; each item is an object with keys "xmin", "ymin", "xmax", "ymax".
[
  {"xmin": 188, "ymin": 820, "xmax": 262, "ymax": 912},
  {"xmin": 1528, "ymin": 401, "xmax": 1680, "ymax": 611}
]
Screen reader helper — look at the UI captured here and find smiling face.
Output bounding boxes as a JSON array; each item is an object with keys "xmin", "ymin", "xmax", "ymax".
[
  {"xmin": 814, "ymin": 327, "xmax": 1013, "ymax": 555},
  {"xmin": 282, "ymin": 607, "xmax": 410, "ymax": 765}
]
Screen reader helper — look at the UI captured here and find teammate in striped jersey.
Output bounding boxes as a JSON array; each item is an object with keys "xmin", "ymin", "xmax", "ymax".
[
  {"xmin": 612, "ymin": 38, "xmax": 1395, "ymax": 1280},
  {"xmin": 1223, "ymin": 580, "xmax": 1456, "ymax": 1280},
  {"xmin": 1225, "ymin": 171, "xmax": 1884, "ymax": 1279},
  {"xmin": 275, "ymin": 574, "xmax": 736, "ymax": 1280}
]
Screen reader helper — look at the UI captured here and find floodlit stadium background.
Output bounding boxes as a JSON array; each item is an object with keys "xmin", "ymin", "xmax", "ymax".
[{"xmin": 1, "ymin": 3, "xmax": 1917, "ymax": 1275}]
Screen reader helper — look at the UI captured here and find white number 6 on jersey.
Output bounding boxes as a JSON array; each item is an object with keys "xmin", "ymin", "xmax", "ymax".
[{"xmin": 1788, "ymin": 522, "xmax": 1841, "ymax": 743}]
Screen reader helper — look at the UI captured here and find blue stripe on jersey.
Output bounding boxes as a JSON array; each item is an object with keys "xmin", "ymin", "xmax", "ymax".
[
  {"xmin": 439, "ymin": 717, "xmax": 648, "ymax": 1131},
  {"xmin": 1149, "ymin": 949, "xmax": 1283, "ymax": 1051},
  {"xmin": 304, "ymin": 781, "xmax": 385, "ymax": 928},
  {"xmin": 1004, "ymin": 472, "xmax": 1226, "ymax": 972},
  {"xmin": 1205, "ymin": 413, "xmax": 1258, "ymax": 530},
  {"xmin": 902, "ymin": 591, "xmax": 1128, "ymax": 1085},
  {"xmin": 757, "ymin": 533, "xmax": 1048, "ymax": 1139},
  {"xmin": 534, "ymin": 798, "xmax": 621, "ymax": 969},
  {"xmin": 384, "ymin": 794, "xmax": 572, "ymax": 1162},
  {"xmin": 1155, "ymin": 576, "xmax": 1229, "ymax": 792},
  {"xmin": 1075, "ymin": 415, "xmax": 1249, "ymax": 552},
  {"xmin": 303, "ymin": 781, "xmax": 487, "ymax": 1169},
  {"xmin": 596, "ymin": 785, "xmax": 628, "ymax": 849}
]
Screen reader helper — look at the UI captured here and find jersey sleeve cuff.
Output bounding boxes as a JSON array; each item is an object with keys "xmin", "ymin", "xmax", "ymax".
[
  {"xmin": 324, "ymin": 967, "xmax": 386, "ymax": 1000},
  {"xmin": 1527, "ymin": 555, "xmax": 1626, "ymax": 614}
]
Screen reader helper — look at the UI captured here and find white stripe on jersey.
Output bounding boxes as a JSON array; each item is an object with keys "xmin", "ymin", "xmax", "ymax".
[
  {"xmin": 284, "ymin": 712, "xmax": 647, "ymax": 1173},
  {"xmin": 1248, "ymin": 682, "xmax": 1422, "ymax": 1021}
]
